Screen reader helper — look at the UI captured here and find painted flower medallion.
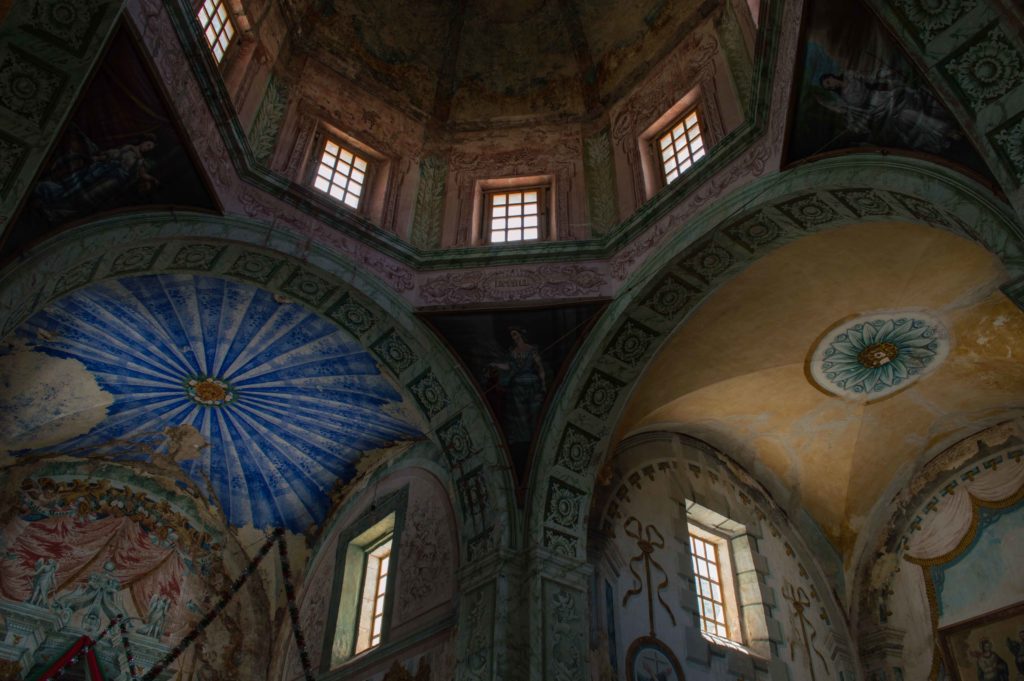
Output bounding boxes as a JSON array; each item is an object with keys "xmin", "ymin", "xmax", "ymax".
[
  {"xmin": 809, "ymin": 311, "xmax": 950, "ymax": 401},
  {"xmin": 184, "ymin": 376, "xmax": 236, "ymax": 406}
]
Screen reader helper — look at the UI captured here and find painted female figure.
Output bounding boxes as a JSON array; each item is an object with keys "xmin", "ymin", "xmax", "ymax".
[{"xmin": 490, "ymin": 328, "xmax": 546, "ymax": 449}]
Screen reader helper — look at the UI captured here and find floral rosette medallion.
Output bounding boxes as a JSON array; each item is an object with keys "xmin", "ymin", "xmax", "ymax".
[
  {"xmin": 184, "ymin": 376, "xmax": 237, "ymax": 407},
  {"xmin": 809, "ymin": 310, "xmax": 950, "ymax": 401}
]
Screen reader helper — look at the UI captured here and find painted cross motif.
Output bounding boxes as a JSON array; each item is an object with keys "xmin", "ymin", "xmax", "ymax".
[{"xmin": 622, "ymin": 516, "xmax": 676, "ymax": 635}]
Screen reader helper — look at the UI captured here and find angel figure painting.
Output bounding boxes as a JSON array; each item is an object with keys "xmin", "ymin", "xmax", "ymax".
[
  {"xmin": 6, "ymin": 28, "xmax": 216, "ymax": 257},
  {"xmin": 786, "ymin": 0, "xmax": 990, "ymax": 177},
  {"xmin": 424, "ymin": 302, "xmax": 605, "ymax": 487}
]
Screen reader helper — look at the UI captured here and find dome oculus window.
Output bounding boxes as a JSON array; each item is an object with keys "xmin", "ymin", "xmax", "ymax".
[
  {"xmin": 313, "ymin": 139, "xmax": 369, "ymax": 210},
  {"xmin": 197, "ymin": 0, "xmax": 236, "ymax": 64},
  {"xmin": 658, "ymin": 110, "xmax": 705, "ymax": 184},
  {"xmin": 487, "ymin": 188, "xmax": 545, "ymax": 244}
]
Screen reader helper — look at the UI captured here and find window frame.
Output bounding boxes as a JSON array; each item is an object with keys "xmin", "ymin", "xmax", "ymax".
[
  {"xmin": 322, "ymin": 487, "xmax": 407, "ymax": 672},
  {"xmin": 482, "ymin": 184, "xmax": 550, "ymax": 245},
  {"xmin": 196, "ymin": 0, "xmax": 237, "ymax": 65},
  {"xmin": 308, "ymin": 134, "xmax": 375, "ymax": 213},
  {"xmin": 685, "ymin": 506, "xmax": 747, "ymax": 649},
  {"xmin": 654, "ymin": 108, "xmax": 706, "ymax": 187},
  {"xmin": 688, "ymin": 523, "xmax": 739, "ymax": 643}
]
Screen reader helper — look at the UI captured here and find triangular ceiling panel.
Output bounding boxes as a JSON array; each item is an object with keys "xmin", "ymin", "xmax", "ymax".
[
  {"xmin": 786, "ymin": 0, "xmax": 993, "ymax": 180},
  {"xmin": 423, "ymin": 302, "xmax": 606, "ymax": 491},
  {"xmin": 4, "ymin": 26, "xmax": 218, "ymax": 258}
]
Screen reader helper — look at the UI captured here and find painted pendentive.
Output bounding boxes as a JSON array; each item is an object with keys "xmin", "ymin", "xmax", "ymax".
[
  {"xmin": 808, "ymin": 310, "xmax": 950, "ymax": 400},
  {"xmin": 3, "ymin": 274, "xmax": 421, "ymax": 532}
]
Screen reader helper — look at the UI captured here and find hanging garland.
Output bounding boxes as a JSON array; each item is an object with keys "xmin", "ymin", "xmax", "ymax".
[
  {"xmin": 37, "ymin": 528, "xmax": 317, "ymax": 681},
  {"xmin": 38, "ymin": 614, "xmax": 123, "ymax": 681},
  {"xmin": 278, "ymin": 535, "xmax": 316, "ymax": 681},
  {"xmin": 140, "ymin": 528, "xmax": 283, "ymax": 681},
  {"xmin": 118, "ymin": 617, "xmax": 140, "ymax": 681}
]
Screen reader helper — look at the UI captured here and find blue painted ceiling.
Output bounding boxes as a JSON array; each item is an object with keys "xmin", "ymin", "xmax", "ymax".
[{"xmin": 5, "ymin": 274, "xmax": 421, "ymax": 532}]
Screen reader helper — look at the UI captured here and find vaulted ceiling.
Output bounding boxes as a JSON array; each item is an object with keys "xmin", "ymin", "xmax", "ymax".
[
  {"xmin": 615, "ymin": 221, "xmax": 1024, "ymax": 556},
  {"xmin": 305, "ymin": 0, "xmax": 720, "ymax": 125}
]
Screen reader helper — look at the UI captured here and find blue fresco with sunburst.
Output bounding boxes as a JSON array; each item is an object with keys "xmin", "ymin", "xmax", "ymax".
[{"xmin": 7, "ymin": 274, "xmax": 421, "ymax": 532}]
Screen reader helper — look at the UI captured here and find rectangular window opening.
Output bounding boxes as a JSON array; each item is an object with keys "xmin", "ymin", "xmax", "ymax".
[
  {"xmin": 658, "ymin": 109, "xmax": 704, "ymax": 185},
  {"xmin": 487, "ymin": 188, "xmax": 543, "ymax": 244},
  {"xmin": 355, "ymin": 538, "xmax": 392, "ymax": 654},
  {"xmin": 313, "ymin": 139, "xmax": 370, "ymax": 211},
  {"xmin": 690, "ymin": 533, "xmax": 730, "ymax": 640},
  {"xmin": 198, "ymin": 0, "xmax": 236, "ymax": 64}
]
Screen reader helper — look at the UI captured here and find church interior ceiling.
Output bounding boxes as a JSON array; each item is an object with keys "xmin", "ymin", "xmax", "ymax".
[
  {"xmin": 0, "ymin": 273, "xmax": 422, "ymax": 533},
  {"xmin": 0, "ymin": 0, "xmax": 1022, "ymax": 677},
  {"xmin": 616, "ymin": 221, "xmax": 1024, "ymax": 553}
]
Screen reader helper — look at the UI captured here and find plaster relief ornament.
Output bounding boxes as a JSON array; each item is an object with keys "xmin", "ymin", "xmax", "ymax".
[{"xmin": 808, "ymin": 311, "xmax": 950, "ymax": 401}]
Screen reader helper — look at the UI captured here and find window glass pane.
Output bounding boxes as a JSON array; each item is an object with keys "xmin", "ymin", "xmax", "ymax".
[
  {"xmin": 198, "ymin": 0, "xmax": 236, "ymax": 64},
  {"xmin": 689, "ymin": 530, "xmax": 730, "ymax": 641},
  {"xmin": 312, "ymin": 139, "xmax": 370, "ymax": 210},
  {"xmin": 488, "ymin": 188, "xmax": 545, "ymax": 244},
  {"xmin": 661, "ymin": 110, "xmax": 704, "ymax": 185}
]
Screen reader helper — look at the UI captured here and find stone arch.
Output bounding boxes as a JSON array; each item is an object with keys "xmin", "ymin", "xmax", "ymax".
[
  {"xmin": 528, "ymin": 153, "xmax": 1023, "ymax": 559},
  {"xmin": 0, "ymin": 211, "xmax": 516, "ymax": 559}
]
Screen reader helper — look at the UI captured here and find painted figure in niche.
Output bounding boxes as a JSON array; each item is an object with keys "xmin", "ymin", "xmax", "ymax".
[
  {"xmin": 786, "ymin": 0, "xmax": 989, "ymax": 176},
  {"xmin": 1008, "ymin": 629, "xmax": 1024, "ymax": 677},
  {"xmin": 26, "ymin": 558, "xmax": 58, "ymax": 607},
  {"xmin": 817, "ymin": 68, "xmax": 960, "ymax": 155},
  {"xmin": 972, "ymin": 639, "xmax": 1009, "ymax": 681},
  {"xmin": 32, "ymin": 131, "xmax": 161, "ymax": 226},
  {"xmin": 53, "ymin": 561, "xmax": 126, "ymax": 633},
  {"xmin": 489, "ymin": 327, "xmax": 546, "ymax": 448},
  {"xmin": 138, "ymin": 594, "xmax": 171, "ymax": 638}
]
